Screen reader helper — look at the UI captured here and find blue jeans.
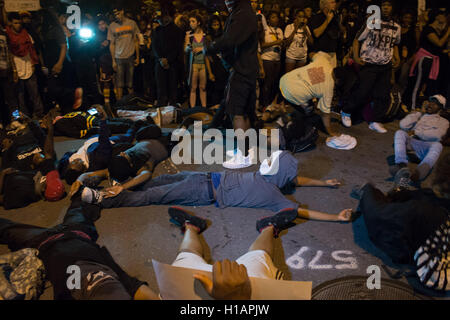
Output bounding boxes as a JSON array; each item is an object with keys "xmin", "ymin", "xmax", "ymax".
[
  {"xmin": 101, "ymin": 172, "xmax": 215, "ymax": 208},
  {"xmin": 115, "ymin": 56, "xmax": 135, "ymax": 89},
  {"xmin": 394, "ymin": 130, "xmax": 443, "ymax": 168}
]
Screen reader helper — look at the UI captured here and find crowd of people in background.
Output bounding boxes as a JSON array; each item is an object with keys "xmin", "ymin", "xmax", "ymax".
[{"xmin": 0, "ymin": 0, "xmax": 449, "ymax": 300}]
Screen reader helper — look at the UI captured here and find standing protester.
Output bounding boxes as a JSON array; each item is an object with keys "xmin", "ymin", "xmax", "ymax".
[
  {"xmin": 152, "ymin": 4, "xmax": 184, "ymax": 107},
  {"xmin": 340, "ymin": 0, "xmax": 401, "ymax": 133},
  {"xmin": 108, "ymin": 4, "xmax": 140, "ymax": 101},
  {"xmin": 95, "ymin": 16, "xmax": 114, "ymax": 107},
  {"xmin": 206, "ymin": 0, "xmax": 259, "ymax": 167},
  {"xmin": 206, "ymin": 15, "xmax": 228, "ymax": 107},
  {"xmin": 260, "ymin": 11, "xmax": 284, "ymax": 111},
  {"xmin": 284, "ymin": 9, "xmax": 313, "ymax": 73},
  {"xmin": 308, "ymin": 0, "xmax": 343, "ymax": 67},
  {"xmin": 6, "ymin": 13, "xmax": 44, "ymax": 120},
  {"xmin": 406, "ymin": 10, "xmax": 450, "ymax": 110},
  {"xmin": 185, "ymin": 14, "xmax": 212, "ymax": 108},
  {"xmin": 0, "ymin": 11, "xmax": 15, "ymax": 128}
]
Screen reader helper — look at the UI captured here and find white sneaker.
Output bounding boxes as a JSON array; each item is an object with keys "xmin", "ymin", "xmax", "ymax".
[
  {"xmin": 81, "ymin": 187, "xmax": 104, "ymax": 204},
  {"xmin": 368, "ymin": 122, "xmax": 387, "ymax": 133},
  {"xmin": 226, "ymin": 148, "xmax": 241, "ymax": 158},
  {"xmin": 223, "ymin": 149, "xmax": 254, "ymax": 169},
  {"xmin": 341, "ymin": 112, "xmax": 352, "ymax": 127}
]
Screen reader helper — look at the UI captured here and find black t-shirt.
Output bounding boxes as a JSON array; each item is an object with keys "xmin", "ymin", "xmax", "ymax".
[
  {"xmin": 42, "ymin": 25, "xmax": 67, "ymax": 69},
  {"xmin": 400, "ymin": 27, "xmax": 417, "ymax": 58},
  {"xmin": 125, "ymin": 139, "xmax": 169, "ymax": 175},
  {"xmin": 420, "ymin": 26, "xmax": 445, "ymax": 56},
  {"xmin": 308, "ymin": 12, "xmax": 340, "ymax": 53},
  {"xmin": 54, "ymin": 112, "xmax": 98, "ymax": 138},
  {"xmin": 3, "ymin": 171, "xmax": 40, "ymax": 210},
  {"xmin": 2, "ymin": 122, "xmax": 46, "ymax": 171},
  {"xmin": 38, "ymin": 234, "xmax": 146, "ymax": 300}
]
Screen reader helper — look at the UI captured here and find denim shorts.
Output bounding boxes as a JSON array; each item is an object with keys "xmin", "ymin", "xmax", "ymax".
[{"xmin": 115, "ymin": 56, "xmax": 135, "ymax": 89}]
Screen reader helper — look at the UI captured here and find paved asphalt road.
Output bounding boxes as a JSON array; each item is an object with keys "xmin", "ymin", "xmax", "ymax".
[{"xmin": 0, "ymin": 118, "xmax": 448, "ymax": 300}]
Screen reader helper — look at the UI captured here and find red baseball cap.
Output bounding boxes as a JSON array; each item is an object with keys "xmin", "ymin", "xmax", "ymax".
[{"xmin": 45, "ymin": 170, "xmax": 66, "ymax": 201}]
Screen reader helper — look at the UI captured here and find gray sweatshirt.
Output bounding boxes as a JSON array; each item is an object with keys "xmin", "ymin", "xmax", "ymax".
[{"xmin": 399, "ymin": 112, "xmax": 449, "ymax": 142}]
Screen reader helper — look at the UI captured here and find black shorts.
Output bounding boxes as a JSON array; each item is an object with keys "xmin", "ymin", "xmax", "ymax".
[{"xmin": 224, "ymin": 71, "xmax": 256, "ymax": 120}]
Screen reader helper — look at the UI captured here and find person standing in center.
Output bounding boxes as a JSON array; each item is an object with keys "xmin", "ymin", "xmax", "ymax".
[
  {"xmin": 206, "ymin": 0, "xmax": 259, "ymax": 167},
  {"xmin": 108, "ymin": 4, "xmax": 140, "ymax": 101}
]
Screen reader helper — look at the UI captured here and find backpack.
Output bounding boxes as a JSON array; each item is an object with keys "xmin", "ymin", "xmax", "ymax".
[
  {"xmin": 277, "ymin": 110, "xmax": 319, "ymax": 153},
  {"xmin": 0, "ymin": 248, "xmax": 46, "ymax": 300}
]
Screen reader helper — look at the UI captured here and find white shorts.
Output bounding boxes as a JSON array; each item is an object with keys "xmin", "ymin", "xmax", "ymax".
[{"xmin": 171, "ymin": 250, "xmax": 284, "ymax": 280}]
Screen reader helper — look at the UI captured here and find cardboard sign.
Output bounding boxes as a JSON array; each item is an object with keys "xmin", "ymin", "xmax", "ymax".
[
  {"xmin": 152, "ymin": 259, "xmax": 312, "ymax": 300},
  {"xmin": 5, "ymin": 0, "xmax": 41, "ymax": 12}
]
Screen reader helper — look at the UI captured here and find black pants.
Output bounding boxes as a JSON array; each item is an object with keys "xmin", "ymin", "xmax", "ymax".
[
  {"xmin": 343, "ymin": 62, "xmax": 392, "ymax": 122},
  {"xmin": 0, "ymin": 199, "xmax": 100, "ymax": 252},
  {"xmin": 261, "ymin": 60, "xmax": 281, "ymax": 108},
  {"xmin": 17, "ymin": 73, "xmax": 45, "ymax": 118},
  {"xmin": 155, "ymin": 63, "xmax": 178, "ymax": 107}
]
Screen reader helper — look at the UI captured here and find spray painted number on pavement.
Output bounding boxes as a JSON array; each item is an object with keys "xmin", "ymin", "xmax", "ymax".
[{"xmin": 286, "ymin": 247, "xmax": 358, "ymax": 270}]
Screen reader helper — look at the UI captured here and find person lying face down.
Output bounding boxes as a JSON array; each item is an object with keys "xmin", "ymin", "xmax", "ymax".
[
  {"xmin": 68, "ymin": 124, "xmax": 170, "ymax": 199},
  {"xmin": 80, "ymin": 150, "xmax": 353, "ymax": 223},
  {"xmin": 58, "ymin": 106, "xmax": 142, "ymax": 186}
]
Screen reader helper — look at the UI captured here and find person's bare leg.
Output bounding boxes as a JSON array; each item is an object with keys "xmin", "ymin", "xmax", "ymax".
[
  {"xmin": 190, "ymin": 68, "xmax": 199, "ymax": 108},
  {"xmin": 248, "ymin": 226, "xmax": 274, "ymax": 259},
  {"xmin": 178, "ymin": 225, "xmax": 204, "ymax": 257},
  {"xmin": 199, "ymin": 67, "xmax": 207, "ymax": 107}
]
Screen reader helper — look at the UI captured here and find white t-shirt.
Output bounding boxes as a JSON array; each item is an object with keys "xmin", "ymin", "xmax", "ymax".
[
  {"xmin": 284, "ymin": 24, "xmax": 310, "ymax": 61},
  {"xmin": 13, "ymin": 34, "xmax": 34, "ymax": 80},
  {"xmin": 279, "ymin": 52, "xmax": 335, "ymax": 113},
  {"xmin": 69, "ymin": 136, "xmax": 100, "ymax": 168},
  {"xmin": 358, "ymin": 20, "xmax": 401, "ymax": 65},
  {"xmin": 261, "ymin": 26, "xmax": 284, "ymax": 61}
]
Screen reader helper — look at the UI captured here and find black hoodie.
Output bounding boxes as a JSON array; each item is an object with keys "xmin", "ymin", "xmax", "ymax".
[{"xmin": 206, "ymin": 0, "xmax": 258, "ymax": 79}]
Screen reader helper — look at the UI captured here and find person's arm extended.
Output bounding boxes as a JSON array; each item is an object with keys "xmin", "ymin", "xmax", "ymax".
[
  {"xmin": 69, "ymin": 169, "xmax": 109, "ymax": 197},
  {"xmin": 296, "ymin": 176, "xmax": 340, "ymax": 187},
  {"xmin": 392, "ymin": 45, "xmax": 400, "ymax": 68},
  {"xmin": 135, "ymin": 33, "xmax": 140, "ymax": 65},
  {"xmin": 298, "ymin": 207, "xmax": 353, "ymax": 222},
  {"xmin": 52, "ymin": 43, "xmax": 67, "ymax": 74},
  {"xmin": 205, "ymin": 55, "xmax": 214, "ymax": 81},
  {"xmin": 110, "ymin": 40, "xmax": 116, "ymax": 70},
  {"xmin": 43, "ymin": 119, "xmax": 55, "ymax": 159},
  {"xmin": 320, "ymin": 111, "xmax": 339, "ymax": 136},
  {"xmin": 134, "ymin": 284, "xmax": 160, "ymax": 300},
  {"xmin": 120, "ymin": 167, "xmax": 152, "ymax": 191},
  {"xmin": 352, "ymin": 37, "xmax": 364, "ymax": 65},
  {"xmin": 427, "ymin": 28, "xmax": 450, "ymax": 48}
]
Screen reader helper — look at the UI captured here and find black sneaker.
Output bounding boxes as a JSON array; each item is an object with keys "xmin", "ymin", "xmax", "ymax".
[
  {"xmin": 256, "ymin": 208, "xmax": 298, "ymax": 238},
  {"xmin": 168, "ymin": 206, "xmax": 208, "ymax": 234},
  {"xmin": 389, "ymin": 163, "xmax": 407, "ymax": 177},
  {"xmin": 393, "ymin": 167, "xmax": 414, "ymax": 191}
]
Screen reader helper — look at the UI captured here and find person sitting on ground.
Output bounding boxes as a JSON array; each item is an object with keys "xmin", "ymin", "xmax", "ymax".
[
  {"xmin": 352, "ymin": 153, "xmax": 450, "ymax": 292},
  {"xmin": 69, "ymin": 125, "xmax": 170, "ymax": 198},
  {"xmin": 0, "ymin": 197, "xmax": 158, "ymax": 299},
  {"xmin": 390, "ymin": 94, "xmax": 449, "ymax": 182},
  {"xmin": 279, "ymin": 52, "xmax": 352, "ymax": 137},
  {"xmin": 162, "ymin": 206, "xmax": 300, "ymax": 299},
  {"xmin": 0, "ymin": 117, "xmax": 65, "ymax": 209},
  {"xmin": 80, "ymin": 150, "xmax": 353, "ymax": 223},
  {"xmin": 57, "ymin": 106, "xmax": 140, "ymax": 185}
]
